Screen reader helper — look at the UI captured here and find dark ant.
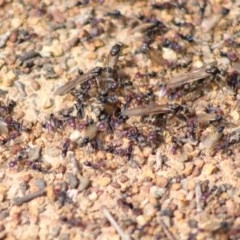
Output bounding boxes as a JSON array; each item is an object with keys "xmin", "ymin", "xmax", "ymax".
[
  {"xmin": 8, "ymin": 130, "xmax": 21, "ymax": 141},
  {"xmin": 152, "ymin": 2, "xmax": 177, "ymax": 10},
  {"xmin": 62, "ymin": 138, "xmax": 71, "ymax": 158},
  {"xmin": 44, "ymin": 114, "xmax": 63, "ymax": 132},
  {"xmin": 73, "ymin": 96, "xmax": 87, "ymax": 119},
  {"xmin": 173, "ymin": 20, "xmax": 194, "ymax": 28},
  {"xmin": 178, "ymin": 33, "xmax": 194, "ymax": 43},
  {"xmin": 162, "ymin": 38, "xmax": 183, "ymax": 53},
  {"xmin": 205, "ymin": 105, "xmax": 224, "ymax": 116},
  {"xmin": 220, "ymin": 51, "xmax": 238, "ymax": 62},
  {"xmin": 198, "ymin": 0, "xmax": 208, "ymax": 18},
  {"xmin": 135, "ymin": 71, "xmax": 157, "ymax": 79},
  {"xmin": 104, "ymin": 9, "xmax": 122, "ymax": 18},
  {"xmin": 147, "ymin": 20, "xmax": 168, "ymax": 36},
  {"xmin": 106, "ymin": 142, "xmax": 134, "ymax": 161},
  {"xmin": 83, "ymin": 160, "xmax": 105, "ymax": 170},
  {"xmin": 60, "ymin": 216, "xmax": 85, "ymax": 228},
  {"xmin": 0, "ymin": 100, "xmax": 16, "ymax": 116},
  {"xmin": 227, "ymin": 71, "xmax": 240, "ymax": 92},
  {"xmin": 29, "ymin": 161, "xmax": 49, "ymax": 173}
]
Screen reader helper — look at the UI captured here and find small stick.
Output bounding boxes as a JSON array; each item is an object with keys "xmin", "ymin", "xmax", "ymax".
[
  {"xmin": 15, "ymin": 81, "xmax": 27, "ymax": 97},
  {"xmin": 155, "ymin": 149, "xmax": 163, "ymax": 170},
  {"xmin": 158, "ymin": 218, "xmax": 176, "ymax": 240},
  {"xmin": 101, "ymin": 206, "xmax": 131, "ymax": 240},
  {"xmin": 195, "ymin": 182, "xmax": 203, "ymax": 212},
  {"xmin": 13, "ymin": 190, "xmax": 46, "ymax": 206},
  {"xmin": 69, "ymin": 152, "xmax": 81, "ymax": 175}
]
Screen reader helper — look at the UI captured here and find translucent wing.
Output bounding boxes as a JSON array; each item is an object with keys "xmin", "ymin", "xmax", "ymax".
[
  {"xmin": 0, "ymin": 117, "xmax": 8, "ymax": 135},
  {"xmin": 123, "ymin": 103, "xmax": 181, "ymax": 116},
  {"xmin": 54, "ymin": 67, "xmax": 102, "ymax": 96}
]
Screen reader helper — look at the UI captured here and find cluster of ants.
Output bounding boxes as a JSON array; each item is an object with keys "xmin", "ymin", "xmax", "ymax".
[
  {"xmin": 44, "ymin": 40, "xmax": 240, "ymax": 163},
  {"xmin": 2, "ymin": 2, "xmax": 240, "ymax": 171}
]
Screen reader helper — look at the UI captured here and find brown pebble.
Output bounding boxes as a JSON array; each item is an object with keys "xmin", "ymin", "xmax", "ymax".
[
  {"xmin": 22, "ymin": 67, "xmax": 31, "ymax": 74},
  {"xmin": 174, "ymin": 210, "xmax": 184, "ymax": 220},
  {"xmin": 143, "ymin": 147, "xmax": 152, "ymax": 158},
  {"xmin": 96, "ymin": 150, "xmax": 106, "ymax": 160},
  {"xmin": 0, "ymin": 0, "xmax": 5, "ymax": 7},
  {"xmin": 182, "ymin": 163, "xmax": 194, "ymax": 176},
  {"xmin": 23, "ymin": 174, "xmax": 32, "ymax": 183},
  {"xmin": 119, "ymin": 175, "xmax": 129, "ymax": 183},
  {"xmin": 51, "ymin": 8, "xmax": 66, "ymax": 24},
  {"xmin": 14, "ymin": 111, "xmax": 24, "ymax": 120},
  {"xmin": 103, "ymin": 172, "xmax": 112, "ymax": 178},
  {"xmin": 31, "ymin": 80, "xmax": 41, "ymax": 90},
  {"xmin": 155, "ymin": 176, "xmax": 168, "ymax": 188},
  {"xmin": 187, "ymin": 180, "xmax": 195, "ymax": 191},
  {"xmin": 5, "ymin": 56, "xmax": 16, "ymax": 65},
  {"xmin": 171, "ymin": 183, "xmax": 181, "ymax": 191},
  {"xmin": 192, "ymin": 165, "xmax": 202, "ymax": 177},
  {"xmin": 226, "ymin": 199, "xmax": 240, "ymax": 217},
  {"xmin": 111, "ymin": 182, "xmax": 121, "ymax": 189},
  {"xmin": 96, "ymin": 177, "xmax": 112, "ymax": 187},
  {"xmin": 175, "ymin": 190, "xmax": 186, "ymax": 201},
  {"xmin": 46, "ymin": 186, "xmax": 56, "ymax": 201},
  {"xmin": 10, "ymin": 144, "xmax": 23, "ymax": 155},
  {"xmin": 57, "ymin": 165, "xmax": 66, "ymax": 174},
  {"xmin": 9, "ymin": 31, "xmax": 18, "ymax": 43}
]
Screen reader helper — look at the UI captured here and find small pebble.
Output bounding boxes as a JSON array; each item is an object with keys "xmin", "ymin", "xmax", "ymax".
[
  {"xmin": 0, "ymin": 59, "xmax": 4, "ymax": 68},
  {"xmin": 51, "ymin": 8, "xmax": 66, "ymax": 24},
  {"xmin": 88, "ymin": 192, "xmax": 98, "ymax": 201},
  {"xmin": 52, "ymin": 45, "xmax": 63, "ymax": 57},
  {"xmin": 171, "ymin": 183, "xmax": 181, "ymax": 191},
  {"xmin": 59, "ymin": 233, "xmax": 70, "ymax": 240},
  {"xmin": 11, "ymin": 18, "xmax": 23, "ymax": 28},
  {"xmin": 69, "ymin": 130, "xmax": 82, "ymax": 143},
  {"xmin": 155, "ymin": 176, "xmax": 168, "ymax": 188},
  {"xmin": 111, "ymin": 182, "xmax": 121, "ymax": 189},
  {"xmin": 27, "ymin": 145, "xmax": 42, "ymax": 161},
  {"xmin": 43, "ymin": 98, "xmax": 54, "ymax": 109},
  {"xmin": 78, "ymin": 177, "xmax": 90, "ymax": 191},
  {"xmin": 35, "ymin": 179, "xmax": 47, "ymax": 191},
  {"xmin": 67, "ymin": 173, "xmax": 79, "ymax": 189},
  {"xmin": 44, "ymin": 147, "xmax": 59, "ymax": 157},
  {"xmin": 119, "ymin": 175, "xmax": 129, "ymax": 183},
  {"xmin": 136, "ymin": 215, "xmax": 152, "ymax": 226},
  {"xmin": 202, "ymin": 163, "xmax": 217, "ymax": 176},
  {"xmin": 96, "ymin": 177, "xmax": 112, "ymax": 187},
  {"xmin": 226, "ymin": 199, "xmax": 239, "ymax": 217},
  {"xmin": 182, "ymin": 163, "xmax": 194, "ymax": 176},
  {"xmin": 3, "ymin": 70, "xmax": 17, "ymax": 87},
  {"xmin": 50, "ymin": 226, "xmax": 61, "ymax": 238},
  {"xmin": 15, "ymin": 81, "xmax": 27, "ymax": 97},
  {"xmin": 31, "ymin": 80, "xmax": 41, "ymax": 90},
  {"xmin": 0, "ymin": 31, "xmax": 10, "ymax": 48}
]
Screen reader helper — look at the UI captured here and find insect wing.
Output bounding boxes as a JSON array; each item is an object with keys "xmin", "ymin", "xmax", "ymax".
[
  {"xmin": 123, "ymin": 104, "xmax": 176, "ymax": 116},
  {"xmin": 54, "ymin": 67, "xmax": 102, "ymax": 96},
  {"xmin": 167, "ymin": 68, "xmax": 212, "ymax": 88},
  {"xmin": 54, "ymin": 74, "xmax": 91, "ymax": 96},
  {"xmin": 0, "ymin": 117, "xmax": 8, "ymax": 135}
]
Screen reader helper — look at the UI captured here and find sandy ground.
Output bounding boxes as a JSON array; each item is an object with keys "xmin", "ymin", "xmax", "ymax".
[{"xmin": 1, "ymin": 0, "xmax": 240, "ymax": 239}]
